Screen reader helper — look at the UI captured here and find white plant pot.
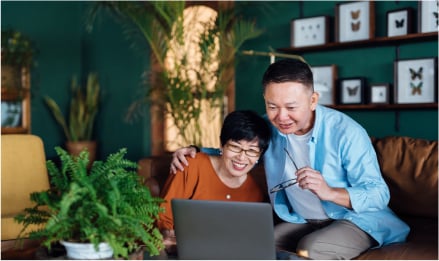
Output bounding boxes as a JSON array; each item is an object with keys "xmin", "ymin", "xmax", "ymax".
[{"xmin": 60, "ymin": 240, "xmax": 113, "ymax": 259}]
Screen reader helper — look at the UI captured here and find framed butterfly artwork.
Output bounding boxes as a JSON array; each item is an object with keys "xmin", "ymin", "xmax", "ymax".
[
  {"xmin": 370, "ymin": 83, "xmax": 391, "ymax": 104},
  {"xmin": 387, "ymin": 8, "xmax": 413, "ymax": 37},
  {"xmin": 311, "ymin": 65, "xmax": 337, "ymax": 106},
  {"xmin": 335, "ymin": 1, "xmax": 375, "ymax": 43},
  {"xmin": 418, "ymin": 0, "xmax": 439, "ymax": 33},
  {"xmin": 291, "ymin": 16, "xmax": 330, "ymax": 48},
  {"xmin": 394, "ymin": 57, "xmax": 438, "ymax": 104},
  {"xmin": 337, "ymin": 77, "xmax": 367, "ymax": 105}
]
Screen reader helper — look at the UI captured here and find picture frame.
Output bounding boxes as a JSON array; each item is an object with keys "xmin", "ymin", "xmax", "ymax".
[
  {"xmin": 369, "ymin": 83, "xmax": 391, "ymax": 104},
  {"xmin": 418, "ymin": 0, "xmax": 439, "ymax": 33},
  {"xmin": 387, "ymin": 8, "xmax": 413, "ymax": 37},
  {"xmin": 394, "ymin": 57, "xmax": 438, "ymax": 104},
  {"xmin": 1, "ymin": 68, "xmax": 31, "ymax": 134},
  {"xmin": 290, "ymin": 16, "xmax": 330, "ymax": 47},
  {"xmin": 335, "ymin": 1, "xmax": 375, "ymax": 43},
  {"xmin": 311, "ymin": 65, "xmax": 337, "ymax": 105},
  {"xmin": 337, "ymin": 77, "xmax": 367, "ymax": 104}
]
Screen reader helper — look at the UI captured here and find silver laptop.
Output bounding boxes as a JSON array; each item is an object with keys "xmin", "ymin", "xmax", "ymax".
[{"xmin": 171, "ymin": 199, "xmax": 277, "ymax": 260}]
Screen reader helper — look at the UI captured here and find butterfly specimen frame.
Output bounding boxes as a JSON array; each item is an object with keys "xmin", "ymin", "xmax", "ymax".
[
  {"xmin": 418, "ymin": 0, "xmax": 439, "ymax": 33},
  {"xmin": 311, "ymin": 65, "xmax": 337, "ymax": 105},
  {"xmin": 335, "ymin": 1, "xmax": 375, "ymax": 43},
  {"xmin": 370, "ymin": 83, "xmax": 391, "ymax": 104},
  {"xmin": 394, "ymin": 57, "xmax": 438, "ymax": 104},
  {"xmin": 290, "ymin": 16, "xmax": 330, "ymax": 47},
  {"xmin": 387, "ymin": 8, "xmax": 413, "ymax": 37},
  {"xmin": 337, "ymin": 77, "xmax": 367, "ymax": 105}
]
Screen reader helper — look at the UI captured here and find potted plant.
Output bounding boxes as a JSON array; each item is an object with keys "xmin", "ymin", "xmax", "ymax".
[
  {"xmin": 87, "ymin": 2, "xmax": 263, "ymax": 152},
  {"xmin": 1, "ymin": 29, "xmax": 35, "ymax": 98},
  {"xmin": 14, "ymin": 147, "xmax": 165, "ymax": 259},
  {"xmin": 44, "ymin": 72, "xmax": 100, "ymax": 164}
]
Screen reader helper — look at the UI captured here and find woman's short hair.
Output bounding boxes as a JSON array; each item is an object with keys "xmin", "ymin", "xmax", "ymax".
[{"xmin": 220, "ymin": 110, "xmax": 271, "ymax": 155}]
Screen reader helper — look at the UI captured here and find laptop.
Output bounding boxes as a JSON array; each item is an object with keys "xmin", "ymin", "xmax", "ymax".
[{"xmin": 171, "ymin": 199, "xmax": 277, "ymax": 260}]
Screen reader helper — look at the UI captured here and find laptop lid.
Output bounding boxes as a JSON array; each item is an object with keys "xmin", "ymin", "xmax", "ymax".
[{"xmin": 171, "ymin": 199, "xmax": 277, "ymax": 260}]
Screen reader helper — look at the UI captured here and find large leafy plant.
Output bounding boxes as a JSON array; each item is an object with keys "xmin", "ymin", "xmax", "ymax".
[
  {"xmin": 87, "ymin": 2, "xmax": 263, "ymax": 148},
  {"xmin": 44, "ymin": 73, "xmax": 100, "ymax": 142},
  {"xmin": 14, "ymin": 147, "xmax": 164, "ymax": 259}
]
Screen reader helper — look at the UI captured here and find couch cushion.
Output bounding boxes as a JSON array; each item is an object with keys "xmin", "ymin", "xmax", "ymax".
[{"xmin": 371, "ymin": 136, "xmax": 438, "ymax": 218}]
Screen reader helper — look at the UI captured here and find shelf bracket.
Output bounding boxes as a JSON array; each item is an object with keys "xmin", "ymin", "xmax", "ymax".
[{"xmin": 395, "ymin": 111, "xmax": 400, "ymax": 132}]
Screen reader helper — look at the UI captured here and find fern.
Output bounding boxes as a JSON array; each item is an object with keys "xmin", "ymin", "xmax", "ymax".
[{"xmin": 15, "ymin": 147, "xmax": 164, "ymax": 259}]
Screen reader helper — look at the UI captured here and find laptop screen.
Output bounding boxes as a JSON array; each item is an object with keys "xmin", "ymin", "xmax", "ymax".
[{"xmin": 171, "ymin": 199, "xmax": 277, "ymax": 260}]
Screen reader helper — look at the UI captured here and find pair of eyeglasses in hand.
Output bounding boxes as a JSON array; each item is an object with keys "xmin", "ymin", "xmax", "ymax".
[{"xmin": 269, "ymin": 148, "xmax": 299, "ymax": 194}]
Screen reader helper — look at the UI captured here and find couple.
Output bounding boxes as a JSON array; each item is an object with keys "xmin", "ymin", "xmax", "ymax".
[{"xmin": 160, "ymin": 58, "xmax": 409, "ymax": 259}]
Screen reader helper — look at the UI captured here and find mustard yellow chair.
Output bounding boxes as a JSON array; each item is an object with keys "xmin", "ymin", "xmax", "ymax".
[{"xmin": 1, "ymin": 134, "xmax": 50, "ymax": 255}]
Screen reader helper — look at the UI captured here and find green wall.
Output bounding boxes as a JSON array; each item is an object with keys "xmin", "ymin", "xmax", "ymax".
[
  {"xmin": 2, "ymin": 1, "xmax": 437, "ymax": 162},
  {"xmin": 2, "ymin": 1, "xmax": 150, "ymax": 161},
  {"xmin": 236, "ymin": 1, "xmax": 438, "ymax": 140}
]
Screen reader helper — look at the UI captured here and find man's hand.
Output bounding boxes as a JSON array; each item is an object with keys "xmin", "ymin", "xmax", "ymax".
[{"xmin": 170, "ymin": 146, "xmax": 197, "ymax": 174}]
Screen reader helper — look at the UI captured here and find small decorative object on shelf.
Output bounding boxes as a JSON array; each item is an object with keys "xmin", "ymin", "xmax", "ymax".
[
  {"xmin": 370, "ymin": 83, "xmax": 391, "ymax": 104},
  {"xmin": 335, "ymin": 1, "xmax": 375, "ymax": 43},
  {"xmin": 290, "ymin": 16, "xmax": 330, "ymax": 47},
  {"xmin": 394, "ymin": 57, "xmax": 438, "ymax": 104},
  {"xmin": 337, "ymin": 77, "xmax": 367, "ymax": 105},
  {"xmin": 311, "ymin": 64, "xmax": 337, "ymax": 106},
  {"xmin": 418, "ymin": 0, "xmax": 439, "ymax": 33},
  {"xmin": 386, "ymin": 8, "xmax": 414, "ymax": 37}
]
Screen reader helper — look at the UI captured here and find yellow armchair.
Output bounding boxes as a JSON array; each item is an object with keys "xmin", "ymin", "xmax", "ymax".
[{"xmin": 1, "ymin": 134, "xmax": 50, "ymax": 249}]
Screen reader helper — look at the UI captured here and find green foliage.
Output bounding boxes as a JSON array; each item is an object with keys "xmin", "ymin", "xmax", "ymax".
[
  {"xmin": 86, "ymin": 2, "xmax": 263, "ymax": 147},
  {"xmin": 14, "ymin": 147, "xmax": 165, "ymax": 259},
  {"xmin": 1, "ymin": 29, "xmax": 35, "ymax": 68},
  {"xmin": 44, "ymin": 73, "xmax": 100, "ymax": 142}
]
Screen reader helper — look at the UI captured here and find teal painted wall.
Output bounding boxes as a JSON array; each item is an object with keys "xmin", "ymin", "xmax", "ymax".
[
  {"xmin": 236, "ymin": 1, "xmax": 438, "ymax": 140},
  {"xmin": 2, "ymin": 1, "xmax": 437, "ymax": 162},
  {"xmin": 2, "ymin": 1, "xmax": 150, "ymax": 161}
]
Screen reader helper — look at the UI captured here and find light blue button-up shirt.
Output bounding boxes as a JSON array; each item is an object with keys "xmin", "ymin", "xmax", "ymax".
[{"xmin": 263, "ymin": 105, "xmax": 409, "ymax": 247}]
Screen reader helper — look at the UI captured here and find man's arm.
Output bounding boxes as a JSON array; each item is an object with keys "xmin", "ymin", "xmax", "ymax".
[{"xmin": 169, "ymin": 146, "xmax": 221, "ymax": 174}]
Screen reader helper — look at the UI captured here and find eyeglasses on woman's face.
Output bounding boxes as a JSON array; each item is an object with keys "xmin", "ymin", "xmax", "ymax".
[{"xmin": 225, "ymin": 143, "xmax": 261, "ymax": 157}]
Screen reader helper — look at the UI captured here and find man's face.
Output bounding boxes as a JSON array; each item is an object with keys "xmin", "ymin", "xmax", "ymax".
[{"xmin": 263, "ymin": 81, "xmax": 318, "ymax": 135}]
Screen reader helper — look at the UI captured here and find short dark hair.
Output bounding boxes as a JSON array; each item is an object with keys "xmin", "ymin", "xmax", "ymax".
[
  {"xmin": 261, "ymin": 58, "xmax": 314, "ymax": 93},
  {"xmin": 220, "ymin": 110, "xmax": 270, "ymax": 155}
]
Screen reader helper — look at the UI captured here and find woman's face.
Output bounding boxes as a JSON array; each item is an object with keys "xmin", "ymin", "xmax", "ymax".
[
  {"xmin": 221, "ymin": 138, "xmax": 261, "ymax": 177},
  {"xmin": 264, "ymin": 81, "xmax": 318, "ymax": 135}
]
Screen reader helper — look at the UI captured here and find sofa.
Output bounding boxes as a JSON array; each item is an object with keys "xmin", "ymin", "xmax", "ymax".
[{"xmin": 138, "ymin": 136, "xmax": 438, "ymax": 260}]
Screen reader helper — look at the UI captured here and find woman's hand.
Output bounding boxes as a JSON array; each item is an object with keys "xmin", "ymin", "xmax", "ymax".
[{"xmin": 161, "ymin": 229, "xmax": 177, "ymax": 255}]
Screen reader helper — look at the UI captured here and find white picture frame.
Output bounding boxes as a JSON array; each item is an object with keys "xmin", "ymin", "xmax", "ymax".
[
  {"xmin": 370, "ymin": 83, "xmax": 391, "ymax": 104},
  {"xmin": 394, "ymin": 57, "xmax": 438, "ymax": 104},
  {"xmin": 419, "ymin": 0, "xmax": 439, "ymax": 33},
  {"xmin": 290, "ymin": 16, "xmax": 330, "ymax": 47},
  {"xmin": 336, "ymin": 1, "xmax": 375, "ymax": 43},
  {"xmin": 311, "ymin": 65, "xmax": 337, "ymax": 105},
  {"xmin": 387, "ymin": 8, "xmax": 413, "ymax": 37}
]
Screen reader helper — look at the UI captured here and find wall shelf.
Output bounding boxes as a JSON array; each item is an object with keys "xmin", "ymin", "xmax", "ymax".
[
  {"xmin": 329, "ymin": 103, "xmax": 438, "ymax": 111},
  {"xmin": 277, "ymin": 32, "xmax": 438, "ymax": 54}
]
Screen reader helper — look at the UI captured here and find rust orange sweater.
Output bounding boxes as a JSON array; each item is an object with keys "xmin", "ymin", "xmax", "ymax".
[{"xmin": 157, "ymin": 153, "xmax": 263, "ymax": 230}]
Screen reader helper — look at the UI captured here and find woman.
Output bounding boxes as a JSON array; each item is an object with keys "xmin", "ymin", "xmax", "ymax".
[{"xmin": 157, "ymin": 110, "xmax": 271, "ymax": 256}]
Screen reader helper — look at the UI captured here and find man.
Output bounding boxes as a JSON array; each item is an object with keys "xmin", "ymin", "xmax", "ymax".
[{"xmin": 170, "ymin": 59, "xmax": 409, "ymax": 259}]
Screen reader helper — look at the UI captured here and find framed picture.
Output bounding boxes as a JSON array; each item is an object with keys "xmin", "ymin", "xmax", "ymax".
[
  {"xmin": 418, "ymin": 0, "xmax": 439, "ymax": 33},
  {"xmin": 337, "ymin": 77, "xmax": 366, "ymax": 104},
  {"xmin": 291, "ymin": 16, "xmax": 330, "ymax": 47},
  {"xmin": 394, "ymin": 57, "xmax": 437, "ymax": 104},
  {"xmin": 335, "ymin": 1, "xmax": 375, "ymax": 43},
  {"xmin": 1, "ymin": 67, "xmax": 31, "ymax": 134},
  {"xmin": 370, "ymin": 83, "xmax": 391, "ymax": 104},
  {"xmin": 387, "ymin": 8, "xmax": 413, "ymax": 37},
  {"xmin": 311, "ymin": 65, "xmax": 337, "ymax": 105}
]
